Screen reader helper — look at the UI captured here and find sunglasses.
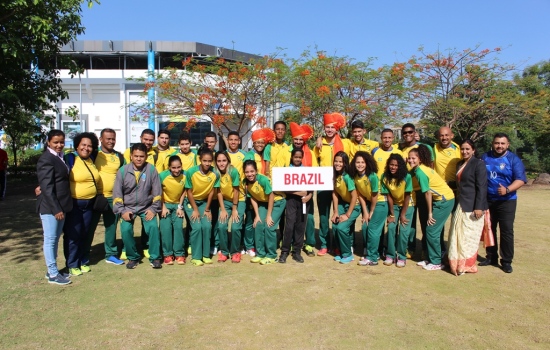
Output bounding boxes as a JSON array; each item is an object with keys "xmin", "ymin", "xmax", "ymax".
[{"xmin": 402, "ymin": 130, "xmax": 415, "ymax": 135}]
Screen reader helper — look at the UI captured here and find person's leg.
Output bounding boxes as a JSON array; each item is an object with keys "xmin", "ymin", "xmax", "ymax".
[
  {"xmin": 210, "ymin": 201, "xmax": 219, "ymax": 252},
  {"xmin": 41, "ymin": 214, "xmax": 65, "ymax": 276},
  {"xmin": 336, "ymin": 204, "xmax": 357, "ymax": 258},
  {"xmin": 439, "ymin": 196, "xmax": 458, "ymax": 253},
  {"xmin": 171, "ymin": 205, "xmax": 185, "ymax": 258},
  {"xmin": 265, "ymin": 199, "xmax": 286, "ymax": 259},
  {"xmin": 304, "ymin": 199, "xmax": 316, "ymax": 248},
  {"xmin": 293, "ymin": 200, "xmax": 308, "ymax": 255},
  {"xmin": 416, "ymin": 191, "xmax": 428, "ymax": 256},
  {"xmin": 498, "ymin": 200, "xmax": 517, "ymax": 265},
  {"xmin": 120, "ymin": 218, "xmax": 140, "ymax": 261},
  {"xmin": 254, "ymin": 203, "xmax": 268, "ymax": 258},
  {"xmin": 103, "ymin": 198, "xmax": 120, "ymax": 259},
  {"xmin": 217, "ymin": 200, "xmax": 231, "ymax": 257},
  {"xmin": 281, "ymin": 197, "xmax": 298, "ymax": 254},
  {"xmin": 140, "ymin": 212, "xmax": 161, "ymax": 262},
  {"xmin": 64, "ymin": 199, "xmax": 83, "ymax": 269},
  {"xmin": 396, "ymin": 206, "xmax": 415, "ymax": 261},
  {"xmin": 425, "ymin": 199, "xmax": 454, "ymax": 265},
  {"xmin": 317, "ymin": 191, "xmax": 332, "ymax": 250},
  {"xmin": 366, "ymin": 202, "xmax": 388, "ymax": 262},
  {"xmin": 243, "ymin": 199, "xmax": 255, "ymax": 251},
  {"xmin": 229, "ymin": 201, "xmax": 246, "ymax": 255},
  {"xmin": 184, "ymin": 199, "xmax": 204, "ymax": 261},
  {"xmin": 386, "ymin": 205, "xmax": 399, "ymax": 261},
  {"xmin": 197, "ymin": 201, "xmax": 212, "ymax": 260},
  {"xmin": 408, "ymin": 205, "xmax": 418, "ymax": 256},
  {"xmin": 486, "ymin": 200, "xmax": 500, "ymax": 262},
  {"xmin": 160, "ymin": 207, "xmax": 175, "ymax": 257},
  {"xmin": 79, "ymin": 203, "xmax": 95, "ymax": 266}
]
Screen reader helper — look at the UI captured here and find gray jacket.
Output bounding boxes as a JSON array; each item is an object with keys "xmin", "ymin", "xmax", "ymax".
[{"xmin": 112, "ymin": 163, "xmax": 161, "ymax": 215}]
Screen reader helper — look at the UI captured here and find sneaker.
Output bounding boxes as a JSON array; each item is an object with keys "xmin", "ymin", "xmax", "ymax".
[
  {"xmin": 187, "ymin": 246, "xmax": 192, "ymax": 255},
  {"xmin": 191, "ymin": 259, "xmax": 204, "ymax": 266},
  {"xmin": 304, "ymin": 245, "xmax": 315, "ymax": 257},
  {"xmin": 203, "ymin": 257, "xmax": 213, "ymax": 264},
  {"xmin": 279, "ymin": 252, "xmax": 289, "ymax": 264},
  {"xmin": 339, "ymin": 256, "xmax": 354, "ymax": 264},
  {"xmin": 333, "ymin": 255, "xmax": 342, "ymax": 262},
  {"xmin": 334, "ymin": 248, "xmax": 341, "ymax": 257},
  {"xmin": 80, "ymin": 265, "xmax": 91, "ymax": 273},
  {"xmin": 120, "ymin": 251, "xmax": 127, "ymax": 260},
  {"xmin": 164, "ymin": 256, "xmax": 174, "ymax": 265},
  {"xmin": 396, "ymin": 259, "xmax": 406, "ymax": 268},
  {"xmin": 48, "ymin": 274, "xmax": 71, "ymax": 285},
  {"xmin": 383, "ymin": 257, "xmax": 394, "ymax": 266},
  {"xmin": 231, "ymin": 253, "xmax": 241, "ymax": 263},
  {"xmin": 416, "ymin": 260, "xmax": 429, "ymax": 267},
  {"xmin": 143, "ymin": 249, "xmax": 150, "ymax": 258},
  {"xmin": 176, "ymin": 256, "xmax": 186, "ymax": 265},
  {"xmin": 217, "ymin": 252, "xmax": 228, "ymax": 263},
  {"xmin": 150, "ymin": 260, "xmax": 162, "ymax": 269},
  {"xmin": 126, "ymin": 260, "xmax": 139, "ymax": 269},
  {"xmin": 246, "ymin": 248, "xmax": 256, "ymax": 257},
  {"xmin": 105, "ymin": 256, "xmax": 124, "ymax": 265},
  {"xmin": 293, "ymin": 254, "xmax": 304, "ymax": 263},
  {"xmin": 406, "ymin": 250, "xmax": 412, "ymax": 259},
  {"xmin": 317, "ymin": 248, "xmax": 328, "ymax": 256},
  {"xmin": 423, "ymin": 263, "xmax": 443, "ymax": 271},
  {"xmin": 358, "ymin": 259, "xmax": 378, "ymax": 266},
  {"xmin": 45, "ymin": 271, "xmax": 70, "ymax": 279},
  {"xmin": 250, "ymin": 256, "xmax": 263, "ymax": 263},
  {"xmin": 240, "ymin": 249, "xmax": 246, "ymax": 255},
  {"xmin": 210, "ymin": 247, "xmax": 218, "ymax": 256},
  {"xmin": 260, "ymin": 258, "xmax": 276, "ymax": 265},
  {"xmin": 69, "ymin": 267, "xmax": 82, "ymax": 276}
]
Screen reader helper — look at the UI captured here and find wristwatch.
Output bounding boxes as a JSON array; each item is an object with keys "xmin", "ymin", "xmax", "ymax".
[{"xmin": 505, "ymin": 187, "xmax": 510, "ymax": 194}]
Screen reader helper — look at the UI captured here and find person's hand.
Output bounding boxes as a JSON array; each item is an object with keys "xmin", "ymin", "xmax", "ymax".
[
  {"xmin": 191, "ymin": 209, "xmax": 200, "ymax": 223},
  {"xmin": 231, "ymin": 209, "xmax": 240, "ymax": 223},
  {"xmin": 219, "ymin": 210, "xmax": 229, "ymax": 224},
  {"xmin": 121, "ymin": 212, "xmax": 133, "ymax": 222},
  {"xmin": 473, "ymin": 209, "xmax": 483, "ymax": 220},
  {"xmin": 161, "ymin": 207, "xmax": 170, "ymax": 218},
  {"xmin": 331, "ymin": 213, "xmax": 339, "ymax": 224},
  {"xmin": 35, "ymin": 186, "xmax": 41, "ymax": 196},
  {"xmin": 316, "ymin": 136, "xmax": 323, "ymax": 149},
  {"xmin": 266, "ymin": 215, "xmax": 275, "ymax": 227},
  {"xmin": 203, "ymin": 210, "xmax": 212, "ymax": 221},
  {"xmin": 399, "ymin": 214, "xmax": 409, "ymax": 227},
  {"xmin": 387, "ymin": 215, "xmax": 395, "ymax": 224},
  {"xmin": 338, "ymin": 213, "xmax": 349, "ymax": 223},
  {"xmin": 427, "ymin": 214, "xmax": 436, "ymax": 226},
  {"xmin": 253, "ymin": 216, "xmax": 262, "ymax": 228},
  {"xmin": 498, "ymin": 183, "xmax": 508, "ymax": 196},
  {"xmin": 145, "ymin": 209, "xmax": 156, "ymax": 221},
  {"xmin": 302, "ymin": 194, "xmax": 312, "ymax": 203},
  {"xmin": 362, "ymin": 214, "xmax": 370, "ymax": 225},
  {"xmin": 176, "ymin": 208, "xmax": 184, "ymax": 218},
  {"xmin": 54, "ymin": 212, "xmax": 64, "ymax": 221}
]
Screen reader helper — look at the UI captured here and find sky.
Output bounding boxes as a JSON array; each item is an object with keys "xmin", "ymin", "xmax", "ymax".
[{"xmin": 78, "ymin": 0, "xmax": 550, "ymax": 71}]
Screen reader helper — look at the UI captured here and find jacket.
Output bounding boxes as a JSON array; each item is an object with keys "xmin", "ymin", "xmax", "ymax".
[
  {"xmin": 456, "ymin": 157, "xmax": 488, "ymax": 212},
  {"xmin": 36, "ymin": 150, "xmax": 73, "ymax": 215},
  {"xmin": 112, "ymin": 163, "xmax": 162, "ymax": 215}
]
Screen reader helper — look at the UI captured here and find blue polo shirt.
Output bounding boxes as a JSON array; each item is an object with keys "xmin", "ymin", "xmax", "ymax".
[{"xmin": 481, "ymin": 151, "xmax": 527, "ymax": 201}]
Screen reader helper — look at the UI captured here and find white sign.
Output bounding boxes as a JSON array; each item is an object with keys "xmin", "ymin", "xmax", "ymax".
[{"xmin": 272, "ymin": 167, "xmax": 334, "ymax": 191}]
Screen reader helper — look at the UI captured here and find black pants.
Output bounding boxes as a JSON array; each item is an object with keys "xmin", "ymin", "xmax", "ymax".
[
  {"xmin": 0, "ymin": 170, "xmax": 5, "ymax": 198},
  {"xmin": 487, "ymin": 200, "xmax": 517, "ymax": 264},
  {"xmin": 281, "ymin": 195, "xmax": 308, "ymax": 254}
]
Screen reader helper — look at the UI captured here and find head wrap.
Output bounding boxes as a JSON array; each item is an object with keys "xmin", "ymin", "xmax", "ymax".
[{"xmin": 322, "ymin": 112, "xmax": 346, "ymax": 157}]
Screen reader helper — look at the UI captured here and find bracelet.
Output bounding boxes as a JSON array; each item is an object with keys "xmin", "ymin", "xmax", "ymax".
[
  {"xmin": 204, "ymin": 210, "xmax": 211, "ymax": 212},
  {"xmin": 177, "ymin": 204, "xmax": 183, "ymax": 210},
  {"xmin": 233, "ymin": 203, "xmax": 238, "ymax": 206},
  {"xmin": 389, "ymin": 214, "xmax": 395, "ymax": 218}
]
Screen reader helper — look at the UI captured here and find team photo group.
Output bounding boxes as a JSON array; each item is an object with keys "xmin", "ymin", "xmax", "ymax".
[{"xmin": 36, "ymin": 112, "xmax": 526, "ymax": 285}]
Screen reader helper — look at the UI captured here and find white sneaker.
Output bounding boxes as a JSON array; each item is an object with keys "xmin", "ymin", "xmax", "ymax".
[
  {"xmin": 423, "ymin": 263, "xmax": 443, "ymax": 271},
  {"xmin": 210, "ymin": 247, "xmax": 218, "ymax": 255},
  {"xmin": 351, "ymin": 246, "xmax": 354, "ymax": 254},
  {"xmin": 240, "ymin": 249, "xmax": 246, "ymax": 255},
  {"xmin": 246, "ymin": 249, "xmax": 256, "ymax": 257},
  {"xmin": 416, "ymin": 260, "xmax": 428, "ymax": 267}
]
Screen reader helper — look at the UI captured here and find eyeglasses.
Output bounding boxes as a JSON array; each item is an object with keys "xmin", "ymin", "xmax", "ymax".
[{"xmin": 402, "ymin": 130, "xmax": 414, "ymax": 135}]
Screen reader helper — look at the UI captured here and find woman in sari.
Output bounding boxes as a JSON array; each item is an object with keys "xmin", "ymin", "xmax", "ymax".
[{"xmin": 447, "ymin": 139, "xmax": 488, "ymax": 276}]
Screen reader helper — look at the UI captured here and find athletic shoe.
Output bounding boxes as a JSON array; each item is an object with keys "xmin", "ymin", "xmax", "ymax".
[
  {"xmin": 120, "ymin": 251, "xmax": 127, "ymax": 260},
  {"xmin": 231, "ymin": 253, "xmax": 241, "ymax": 263},
  {"xmin": 339, "ymin": 256, "xmax": 354, "ymax": 264},
  {"xmin": 210, "ymin": 247, "xmax": 218, "ymax": 256},
  {"xmin": 358, "ymin": 259, "xmax": 378, "ymax": 266},
  {"xmin": 406, "ymin": 250, "xmax": 412, "ymax": 259},
  {"xmin": 203, "ymin": 257, "xmax": 213, "ymax": 264},
  {"xmin": 279, "ymin": 252, "xmax": 289, "ymax": 264},
  {"xmin": 246, "ymin": 248, "xmax": 256, "ymax": 257},
  {"xmin": 163, "ymin": 256, "xmax": 174, "ymax": 265},
  {"xmin": 422, "ymin": 263, "xmax": 443, "ymax": 271},
  {"xmin": 250, "ymin": 256, "xmax": 263, "ymax": 263},
  {"xmin": 334, "ymin": 248, "xmax": 341, "ymax": 257},
  {"xmin": 304, "ymin": 245, "xmax": 315, "ymax": 257},
  {"xmin": 317, "ymin": 248, "xmax": 328, "ymax": 256},
  {"xmin": 69, "ymin": 267, "xmax": 82, "ymax": 276},
  {"xmin": 396, "ymin": 260, "xmax": 406, "ymax": 268},
  {"xmin": 240, "ymin": 249, "xmax": 246, "ymax": 255},
  {"xmin": 217, "ymin": 252, "xmax": 228, "ymax": 263},
  {"xmin": 105, "ymin": 256, "xmax": 124, "ymax": 265},
  {"xmin": 176, "ymin": 256, "xmax": 186, "ymax": 265},
  {"xmin": 187, "ymin": 246, "xmax": 192, "ymax": 255},
  {"xmin": 48, "ymin": 274, "xmax": 71, "ymax": 285},
  {"xmin": 191, "ymin": 259, "xmax": 204, "ymax": 266},
  {"xmin": 293, "ymin": 254, "xmax": 304, "ymax": 263},
  {"xmin": 45, "ymin": 272, "xmax": 70, "ymax": 279},
  {"xmin": 383, "ymin": 257, "xmax": 394, "ymax": 266},
  {"xmin": 126, "ymin": 260, "xmax": 139, "ymax": 269},
  {"xmin": 80, "ymin": 265, "xmax": 91, "ymax": 273},
  {"xmin": 260, "ymin": 258, "xmax": 276, "ymax": 265},
  {"xmin": 333, "ymin": 255, "xmax": 342, "ymax": 262},
  {"xmin": 143, "ymin": 249, "xmax": 150, "ymax": 258},
  {"xmin": 416, "ymin": 260, "xmax": 429, "ymax": 267},
  {"xmin": 150, "ymin": 260, "xmax": 162, "ymax": 269}
]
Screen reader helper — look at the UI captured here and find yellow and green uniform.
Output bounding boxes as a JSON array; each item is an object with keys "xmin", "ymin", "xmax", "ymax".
[
  {"xmin": 159, "ymin": 170, "xmax": 186, "ymax": 257},
  {"xmin": 313, "ymin": 138, "xmax": 336, "ymax": 249},
  {"xmin": 411, "ymin": 164, "xmax": 455, "ymax": 265},
  {"xmin": 164, "ymin": 149, "xmax": 197, "ymax": 172},
  {"xmin": 244, "ymin": 150, "xmax": 270, "ymax": 176},
  {"xmin": 372, "ymin": 146, "xmax": 403, "ymax": 178},
  {"xmin": 123, "ymin": 147, "xmax": 159, "ymax": 170},
  {"xmin": 381, "ymin": 173, "xmax": 415, "ymax": 261},
  {"xmin": 153, "ymin": 146, "xmax": 176, "ymax": 173},
  {"xmin": 184, "ymin": 166, "xmax": 220, "ymax": 261},
  {"xmin": 245, "ymin": 174, "xmax": 286, "ymax": 259},
  {"xmin": 434, "ymin": 142, "xmax": 462, "ymax": 184},
  {"xmin": 217, "ymin": 167, "xmax": 246, "ymax": 255},
  {"xmin": 265, "ymin": 141, "xmax": 290, "ymax": 174},
  {"xmin": 354, "ymin": 172, "xmax": 387, "ymax": 261},
  {"xmin": 400, "ymin": 142, "xmax": 435, "ymax": 170},
  {"xmin": 89, "ymin": 149, "xmax": 125, "ymax": 260},
  {"xmin": 344, "ymin": 138, "xmax": 379, "ymax": 159},
  {"xmin": 332, "ymin": 173, "xmax": 361, "ymax": 258}
]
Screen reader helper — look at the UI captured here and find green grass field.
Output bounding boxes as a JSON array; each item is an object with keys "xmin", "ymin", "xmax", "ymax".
[{"xmin": 1, "ymin": 181, "xmax": 549, "ymax": 349}]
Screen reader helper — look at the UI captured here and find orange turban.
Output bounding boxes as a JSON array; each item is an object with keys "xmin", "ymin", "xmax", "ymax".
[
  {"xmin": 251, "ymin": 128, "xmax": 276, "ymax": 143},
  {"xmin": 290, "ymin": 122, "xmax": 315, "ymax": 167},
  {"xmin": 323, "ymin": 112, "xmax": 346, "ymax": 130}
]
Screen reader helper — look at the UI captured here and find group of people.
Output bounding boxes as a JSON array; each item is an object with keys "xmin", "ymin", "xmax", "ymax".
[{"xmin": 36, "ymin": 113, "xmax": 526, "ymax": 286}]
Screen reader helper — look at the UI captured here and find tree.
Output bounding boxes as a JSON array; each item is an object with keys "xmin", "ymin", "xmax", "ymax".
[
  {"xmin": 133, "ymin": 55, "xmax": 289, "ymax": 144},
  {"xmin": 284, "ymin": 50, "xmax": 411, "ymax": 136},
  {"xmin": 0, "ymin": 0, "xmax": 98, "ymax": 133},
  {"xmin": 3, "ymin": 110, "xmax": 44, "ymax": 168},
  {"xmin": 407, "ymin": 46, "xmax": 542, "ymax": 142}
]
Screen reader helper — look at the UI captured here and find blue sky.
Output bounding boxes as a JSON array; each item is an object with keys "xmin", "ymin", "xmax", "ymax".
[{"xmin": 79, "ymin": 0, "xmax": 549, "ymax": 71}]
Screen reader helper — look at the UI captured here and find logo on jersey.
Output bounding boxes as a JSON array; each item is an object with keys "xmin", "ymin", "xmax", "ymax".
[{"xmin": 499, "ymin": 163, "xmax": 506, "ymax": 170}]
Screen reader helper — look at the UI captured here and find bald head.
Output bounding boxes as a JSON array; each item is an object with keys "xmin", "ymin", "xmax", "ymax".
[{"xmin": 438, "ymin": 126, "xmax": 454, "ymax": 148}]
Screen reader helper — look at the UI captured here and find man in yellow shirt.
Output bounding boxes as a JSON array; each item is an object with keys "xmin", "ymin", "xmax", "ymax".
[
  {"xmin": 434, "ymin": 126, "xmax": 461, "ymax": 186},
  {"xmin": 89, "ymin": 128, "xmax": 126, "ymax": 265},
  {"xmin": 265, "ymin": 121, "xmax": 290, "ymax": 176},
  {"xmin": 343, "ymin": 120, "xmax": 379, "ymax": 159},
  {"xmin": 153, "ymin": 129, "xmax": 176, "ymax": 173},
  {"xmin": 165, "ymin": 131, "xmax": 197, "ymax": 171},
  {"xmin": 372, "ymin": 129, "xmax": 402, "ymax": 178}
]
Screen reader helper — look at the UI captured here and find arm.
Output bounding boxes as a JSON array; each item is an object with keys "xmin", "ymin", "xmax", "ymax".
[
  {"xmin": 145, "ymin": 168, "xmax": 162, "ymax": 221},
  {"xmin": 250, "ymin": 197, "xmax": 261, "ymax": 228},
  {"xmin": 186, "ymin": 188, "xmax": 200, "ymax": 222},
  {"xmin": 36, "ymin": 155, "xmax": 63, "ymax": 219},
  {"xmin": 230, "ymin": 187, "xmax": 240, "ymax": 223},
  {"xmin": 339, "ymin": 189, "xmax": 357, "ymax": 222},
  {"xmin": 176, "ymin": 192, "xmax": 185, "ymax": 218},
  {"xmin": 302, "ymin": 191, "xmax": 313, "ymax": 203},
  {"xmin": 386, "ymin": 194, "xmax": 395, "ymax": 224},
  {"xmin": 400, "ymin": 193, "xmax": 411, "ymax": 226},
  {"xmin": 358, "ymin": 194, "xmax": 369, "ymax": 224},
  {"xmin": 473, "ymin": 160, "xmax": 487, "ymax": 219},
  {"xmin": 266, "ymin": 192, "xmax": 275, "ymax": 227},
  {"xmin": 331, "ymin": 192, "xmax": 340, "ymax": 223},
  {"xmin": 425, "ymin": 191, "xmax": 435, "ymax": 225},
  {"xmin": 203, "ymin": 187, "xmax": 214, "ymax": 221},
  {"xmin": 368, "ymin": 192, "xmax": 378, "ymax": 221},
  {"xmin": 218, "ymin": 189, "xmax": 228, "ymax": 223}
]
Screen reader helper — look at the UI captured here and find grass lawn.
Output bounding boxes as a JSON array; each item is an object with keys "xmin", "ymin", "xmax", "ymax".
[{"xmin": 0, "ymin": 181, "xmax": 549, "ymax": 349}]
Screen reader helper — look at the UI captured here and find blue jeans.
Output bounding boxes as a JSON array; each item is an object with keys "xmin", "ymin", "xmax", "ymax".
[
  {"xmin": 64, "ymin": 198, "xmax": 94, "ymax": 268},
  {"xmin": 41, "ymin": 214, "xmax": 65, "ymax": 277}
]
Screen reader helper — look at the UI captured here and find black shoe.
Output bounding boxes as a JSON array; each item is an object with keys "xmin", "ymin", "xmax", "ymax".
[
  {"xmin": 278, "ymin": 252, "xmax": 288, "ymax": 264},
  {"xmin": 292, "ymin": 254, "xmax": 304, "ymax": 263},
  {"xmin": 150, "ymin": 259, "xmax": 162, "ymax": 269},
  {"xmin": 479, "ymin": 257, "xmax": 498, "ymax": 267},
  {"xmin": 501, "ymin": 263, "xmax": 513, "ymax": 273},
  {"xmin": 126, "ymin": 260, "xmax": 139, "ymax": 269}
]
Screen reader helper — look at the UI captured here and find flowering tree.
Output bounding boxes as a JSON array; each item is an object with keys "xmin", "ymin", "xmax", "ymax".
[{"xmin": 134, "ymin": 55, "xmax": 288, "ymax": 144}]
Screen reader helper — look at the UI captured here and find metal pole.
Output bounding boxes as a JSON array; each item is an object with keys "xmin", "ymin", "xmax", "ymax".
[{"xmin": 147, "ymin": 45, "xmax": 155, "ymax": 132}]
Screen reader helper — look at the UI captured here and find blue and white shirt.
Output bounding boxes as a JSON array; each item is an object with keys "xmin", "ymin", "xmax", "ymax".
[{"xmin": 481, "ymin": 151, "xmax": 527, "ymax": 201}]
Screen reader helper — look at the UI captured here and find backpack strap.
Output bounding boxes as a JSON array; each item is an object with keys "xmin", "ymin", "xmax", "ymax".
[{"xmin": 64, "ymin": 152, "xmax": 77, "ymax": 172}]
